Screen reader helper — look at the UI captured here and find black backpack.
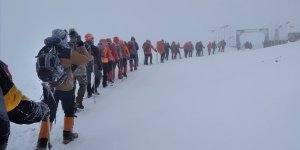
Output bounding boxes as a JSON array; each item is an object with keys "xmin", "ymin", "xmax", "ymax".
[{"xmin": 36, "ymin": 37, "xmax": 67, "ymax": 87}]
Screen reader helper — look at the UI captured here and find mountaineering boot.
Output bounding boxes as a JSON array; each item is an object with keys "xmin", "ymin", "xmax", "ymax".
[
  {"xmin": 130, "ymin": 63, "xmax": 133, "ymax": 71},
  {"xmin": 103, "ymin": 82, "xmax": 108, "ymax": 88},
  {"xmin": 63, "ymin": 131, "xmax": 79, "ymax": 144},
  {"xmin": 63, "ymin": 117, "xmax": 78, "ymax": 144},
  {"xmin": 87, "ymin": 83, "xmax": 92, "ymax": 98},
  {"xmin": 122, "ymin": 73, "xmax": 127, "ymax": 77},
  {"xmin": 75, "ymin": 97, "xmax": 84, "ymax": 109},
  {"xmin": 91, "ymin": 87, "xmax": 100, "ymax": 95},
  {"xmin": 36, "ymin": 121, "xmax": 52, "ymax": 150},
  {"xmin": 75, "ymin": 101, "xmax": 84, "ymax": 109},
  {"xmin": 36, "ymin": 138, "xmax": 51, "ymax": 150}
]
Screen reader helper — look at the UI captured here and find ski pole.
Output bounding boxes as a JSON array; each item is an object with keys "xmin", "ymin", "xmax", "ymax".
[
  {"xmin": 47, "ymin": 116, "xmax": 52, "ymax": 149},
  {"xmin": 92, "ymin": 59, "xmax": 96, "ymax": 104}
]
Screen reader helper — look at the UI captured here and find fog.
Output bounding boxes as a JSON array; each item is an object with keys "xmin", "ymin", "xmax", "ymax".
[{"xmin": 0, "ymin": 0, "xmax": 299, "ymax": 81}]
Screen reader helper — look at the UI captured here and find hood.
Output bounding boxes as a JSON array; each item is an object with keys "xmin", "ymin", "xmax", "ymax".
[{"xmin": 113, "ymin": 36, "xmax": 120, "ymax": 43}]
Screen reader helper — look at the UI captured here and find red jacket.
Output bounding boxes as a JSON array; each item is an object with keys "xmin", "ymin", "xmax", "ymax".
[
  {"xmin": 143, "ymin": 41, "xmax": 157, "ymax": 54},
  {"xmin": 156, "ymin": 41, "xmax": 165, "ymax": 54}
]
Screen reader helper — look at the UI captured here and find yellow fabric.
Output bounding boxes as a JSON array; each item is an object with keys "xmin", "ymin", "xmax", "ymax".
[{"xmin": 4, "ymin": 85, "xmax": 29, "ymax": 112}]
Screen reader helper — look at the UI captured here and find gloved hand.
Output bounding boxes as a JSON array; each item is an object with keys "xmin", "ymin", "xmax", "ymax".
[
  {"xmin": 36, "ymin": 101, "xmax": 50, "ymax": 120},
  {"xmin": 76, "ymin": 35, "xmax": 84, "ymax": 47},
  {"xmin": 69, "ymin": 28, "xmax": 78, "ymax": 38},
  {"xmin": 98, "ymin": 66, "xmax": 103, "ymax": 71}
]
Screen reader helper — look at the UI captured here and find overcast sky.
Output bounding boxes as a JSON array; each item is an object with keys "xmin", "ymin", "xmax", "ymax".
[{"xmin": 0, "ymin": 0, "xmax": 299, "ymax": 66}]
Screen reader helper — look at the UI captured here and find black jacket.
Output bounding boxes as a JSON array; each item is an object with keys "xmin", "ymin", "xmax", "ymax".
[{"xmin": 84, "ymin": 42, "xmax": 102, "ymax": 71}]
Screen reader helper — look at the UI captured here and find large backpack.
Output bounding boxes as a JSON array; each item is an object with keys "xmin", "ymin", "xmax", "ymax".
[
  {"xmin": 113, "ymin": 43, "xmax": 123, "ymax": 58},
  {"xmin": 36, "ymin": 37, "xmax": 67, "ymax": 87}
]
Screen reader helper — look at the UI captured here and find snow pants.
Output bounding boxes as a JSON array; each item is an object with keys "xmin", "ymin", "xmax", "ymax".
[
  {"xmin": 165, "ymin": 49, "xmax": 169, "ymax": 60},
  {"xmin": 144, "ymin": 53, "xmax": 153, "ymax": 65},
  {"xmin": 102, "ymin": 62, "xmax": 109, "ymax": 87},
  {"xmin": 43, "ymin": 89, "xmax": 75, "ymax": 122},
  {"xmin": 129, "ymin": 54, "xmax": 137, "ymax": 71},
  {"xmin": 73, "ymin": 75, "xmax": 87, "ymax": 104},
  {"xmin": 160, "ymin": 52, "xmax": 165, "ymax": 63}
]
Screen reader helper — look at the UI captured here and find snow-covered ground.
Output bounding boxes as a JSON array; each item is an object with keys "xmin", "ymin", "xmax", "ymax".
[{"xmin": 6, "ymin": 42, "xmax": 300, "ymax": 150}]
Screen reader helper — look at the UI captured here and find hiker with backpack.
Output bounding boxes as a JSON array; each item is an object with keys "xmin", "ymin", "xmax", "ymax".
[
  {"xmin": 207, "ymin": 41, "xmax": 212, "ymax": 56},
  {"xmin": 212, "ymin": 41, "xmax": 217, "ymax": 54},
  {"xmin": 164, "ymin": 41, "xmax": 171, "ymax": 61},
  {"xmin": 119, "ymin": 39, "xmax": 130, "ymax": 77},
  {"xmin": 36, "ymin": 29, "xmax": 89, "ymax": 149},
  {"xmin": 221, "ymin": 40, "xmax": 226, "ymax": 52},
  {"xmin": 183, "ymin": 42, "xmax": 189, "ymax": 58},
  {"xmin": 68, "ymin": 29, "xmax": 87, "ymax": 110},
  {"xmin": 174, "ymin": 42, "xmax": 182, "ymax": 59},
  {"xmin": 98, "ymin": 39, "xmax": 114, "ymax": 87},
  {"xmin": 107, "ymin": 38, "xmax": 118, "ymax": 82},
  {"xmin": 111, "ymin": 37, "xmax": 126, "ymax": 79},
  {"xmin": 131, "ymin": 36, "xmax": 139, "ymax": 66},
  {"xmin": 127, "ymin": 40, "xmax": 138, "ymax": 71},
  {"xmin": 0, "ymin": 60, "xmax": 49, "ymax": 150},
  {"xmin": 156, "ymin": 40, "xmax": 165, "ymax": 63},
  {"xmin": 188, "ymin": 41, "xmax": 194, "ymax": 57},
  {"xmin": 170, "ymin": 41, "xmax": 176, "ymax": 59},
  {"xmin": 218, "ymin": 41, "xmax": 222, "ymax": 52},
  {"xmin": 84, "ymin": 33, "xmax": 102, "ymax": 97},
  {"xmin": 195, "ymin": 41, "xmax": 205, "ymax": 57},
  {"xmin": 142, "ymin": 40, "xmax": 157, "ymax": 65}
]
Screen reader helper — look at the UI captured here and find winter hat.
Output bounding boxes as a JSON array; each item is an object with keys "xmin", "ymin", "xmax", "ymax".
[
  {"xmin": 119, "ymin": 40, "xmax": 124, "ymax": 45},
  {"xmin": 52, "ymin": 29, "xmax": 68, "ymax": 48},
  {"xmin": 99, "ymin": 39, "xmax": 107, "ymax": 45},
  {"xmin": 131, "ymin": 36, "xmax": 135, "ymax": 41},
  {"xmin": 68, "ymin": 28, "xmax": 78, "ymax": 40},
  {"xmin": 106, "ymin": 38, "xmax": 112, "ymax": 44}
]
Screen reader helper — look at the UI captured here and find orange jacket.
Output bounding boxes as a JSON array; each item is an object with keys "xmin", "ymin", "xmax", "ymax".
[
  {"xmin": 119, "ymin": 40, "xmax": 130, "ymax": 58},
  {"xmin": 101, "ymin": 47, "xmax": 113, "ymax": 63},
  {"xmin": 99, "ymin": 39, "xmax": 114, "ymax": 63},
  {"xmin": 156, "ymin": 41, "xmax": 165, "ymax": 54}
]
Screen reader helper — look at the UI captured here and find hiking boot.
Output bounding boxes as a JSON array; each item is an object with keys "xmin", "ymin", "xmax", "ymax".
[
  {"xmin": 87, "ymin": 92, "xmax": 92, "ymax": 98},
  {"xmin": 75, "ymin": 102, "xmax": 84, "ymax": 109},
  {"xmin": 92, "ymin": 90, "xmax": 100, "ymax": 95},
  {"xmin": 63, "ymin": 131, "xmax": 79, "ymax": 144},
  {"xmin": 36, "ymin": 138, "xmax": 51, "ymax": 150},
  {"xmin": 103, "ymin": 83, "xmax": 108, "ymax": 88}
]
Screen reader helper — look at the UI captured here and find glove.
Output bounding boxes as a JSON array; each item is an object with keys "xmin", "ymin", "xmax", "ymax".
[
  {"xmin": 98, "ymin": 65, "xmax": 103, "ymax": 71},
  {"xmin": 36, "ymin": 101, "xmax": 50, "ymax": 120},
  {"xmin": 69, "ymin": 28, "xmax": 78, "ymax": 38},
  {"xmin": 76, "ymin": 35, "xmax": 84, "ymax": 47},
  {"xmin": 71, "ymin": 64, "xmax": 78, "ymax": 71}
]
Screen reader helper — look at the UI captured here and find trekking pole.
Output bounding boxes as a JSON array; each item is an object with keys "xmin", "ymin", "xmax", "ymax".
[
  {"xmin": 156, "ymin": 52, "xmax": 158, "ymax": 64},
  {"xmin": 92, "ymin": 59, "xmax": 96, "ymax": 104},
  {"xmin": 47, "ymin": 116, "xmax": 52, "ymax": 149}
]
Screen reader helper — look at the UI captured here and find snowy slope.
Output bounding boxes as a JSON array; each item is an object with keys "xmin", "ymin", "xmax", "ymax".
[{"xmin": 7, "ymin": 42, "xmax": 300, "ymax": 150}]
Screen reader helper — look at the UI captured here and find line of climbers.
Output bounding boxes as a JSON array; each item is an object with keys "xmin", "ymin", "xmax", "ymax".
[{"xmin": 0, "ymin": 27, "xmax": 227, "ymax": 150}]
